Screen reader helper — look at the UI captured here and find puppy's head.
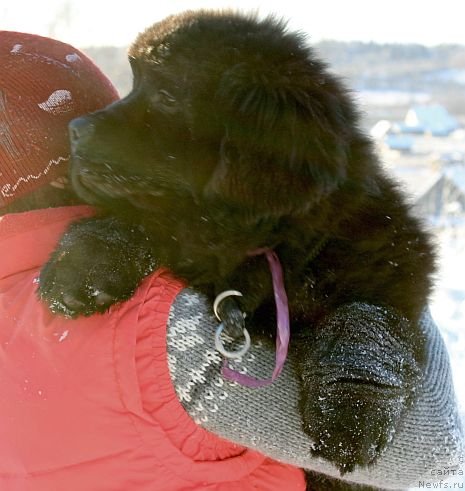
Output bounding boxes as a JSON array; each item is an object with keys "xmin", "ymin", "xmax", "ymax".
[{"xmin": 70, "ymin": 11, "xmax": 364, "ymax": 217}]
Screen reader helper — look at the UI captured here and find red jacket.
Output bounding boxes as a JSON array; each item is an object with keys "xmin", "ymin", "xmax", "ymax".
[{"xmin": 0, "ymin": 206, "xmax": 306, "ymax": 491}]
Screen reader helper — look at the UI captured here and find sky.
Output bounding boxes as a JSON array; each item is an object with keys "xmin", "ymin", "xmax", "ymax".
[{"xmin": 2, "ymin": 0, "xmax": 465, "ymax": 49}]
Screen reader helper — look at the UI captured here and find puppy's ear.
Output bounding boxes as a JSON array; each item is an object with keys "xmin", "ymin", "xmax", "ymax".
[{"xmin": 204, "ymin": 59, "xmax": 356, "ymax": 216}]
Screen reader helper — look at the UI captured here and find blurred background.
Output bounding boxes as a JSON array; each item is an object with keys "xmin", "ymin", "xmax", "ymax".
[{"xmin": 3, "ymin": 2, "xmax": 464, "ymax": 486}]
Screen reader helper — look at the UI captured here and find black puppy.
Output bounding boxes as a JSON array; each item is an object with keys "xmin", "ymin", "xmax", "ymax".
[{"xmin": 39, "ymin": 10, "xmax": 435, "ymax": 483}]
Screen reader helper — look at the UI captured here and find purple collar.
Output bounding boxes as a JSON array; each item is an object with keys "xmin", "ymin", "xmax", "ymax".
[{"xmin": 221, "ymin": 248, "xmax": 290, "ymax": 388}]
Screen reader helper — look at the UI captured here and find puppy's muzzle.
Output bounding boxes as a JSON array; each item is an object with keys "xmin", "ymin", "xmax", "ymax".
[{"xmin": 69, "ymin": 116, "xmax": 95, "ymax": 153}]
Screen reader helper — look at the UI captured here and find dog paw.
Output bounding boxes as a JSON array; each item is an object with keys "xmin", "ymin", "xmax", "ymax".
[
  {"xmin": 296, "ymin": 303, "xmax": 423, "ymax": 475},
  {"xmin": 38, "ymin": 218, "xmax": 156, "ymax": 317},
  {"xmin": 302, "ymin": 379, "xmax": 402, "ymax": 475}
]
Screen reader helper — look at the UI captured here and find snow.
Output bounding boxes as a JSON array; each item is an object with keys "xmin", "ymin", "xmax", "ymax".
[
  {"xmin": 356, "ymin": 90, "xmax": 431, "ymax": 107},
  {"xmin": 409, "ymin": 224, "xmax": 465, "ymax": 490},
  {"xmin": 429, "ymin": 68, "xmax": 465, "ymax": 86},
  {"xmin": 430, "ymin": 225, "xmax": 465, "ymax": 412},
  {"xmin": 58, "ymin": 329, "xmax": 69, "ymax": 342}
]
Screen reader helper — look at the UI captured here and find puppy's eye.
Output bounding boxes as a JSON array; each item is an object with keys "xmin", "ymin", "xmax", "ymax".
[{"xmin": 158, "ymin": 89, "xmax": 176, "ymax": 106}]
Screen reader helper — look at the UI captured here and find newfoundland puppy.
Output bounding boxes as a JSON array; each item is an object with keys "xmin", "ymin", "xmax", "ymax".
[{"xmin": 39, "ymin": 10, "xmax": 435, "ymax": 485}]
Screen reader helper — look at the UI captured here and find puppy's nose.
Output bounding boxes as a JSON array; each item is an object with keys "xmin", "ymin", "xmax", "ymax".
[{"xmin": 69, "ymin": 117, "xmax": 94, "ymax": 146}]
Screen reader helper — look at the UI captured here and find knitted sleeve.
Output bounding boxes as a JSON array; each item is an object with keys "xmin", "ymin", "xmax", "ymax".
[{"xmin": 167, "ymin": 289, "xmax": 464, "ymax": 490}]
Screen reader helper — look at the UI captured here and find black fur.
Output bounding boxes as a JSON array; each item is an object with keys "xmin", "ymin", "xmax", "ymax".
[{"xmin": 39, "ymin": 11, "xmax": 435, "ymax": 487}]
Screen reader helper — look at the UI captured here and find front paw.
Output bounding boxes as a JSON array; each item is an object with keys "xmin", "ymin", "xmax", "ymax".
[
  {"xmin": 302, "ymin": 376, "xmax": 404, "ymax": 474},
  {"xmin": 296, "ymin": 303, "xmax": 423, "ymax": 475},
  {"xmin": 38, "ymin": 218, "xmax": 156, "ymax": 316}
]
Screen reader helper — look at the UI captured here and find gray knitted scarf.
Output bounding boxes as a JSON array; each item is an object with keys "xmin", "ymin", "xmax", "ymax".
[{"xmin": 167, "ymin": 290, "xmax": 464, "ymax": 490}]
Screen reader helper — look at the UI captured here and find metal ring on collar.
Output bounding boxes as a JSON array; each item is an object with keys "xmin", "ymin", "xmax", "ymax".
[
  {"xmin": 215, "ymin": 322, "xmax": 251, "ymax": 359},
  {"xmin": 213, "ymin": 290, "xmax": 243, "ymax": 321}
]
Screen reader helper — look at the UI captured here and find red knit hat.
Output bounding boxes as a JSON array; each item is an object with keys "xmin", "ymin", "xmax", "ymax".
[{"xmin": 0, "ymin": 31, "xmax": 119, "ymax": 206}]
